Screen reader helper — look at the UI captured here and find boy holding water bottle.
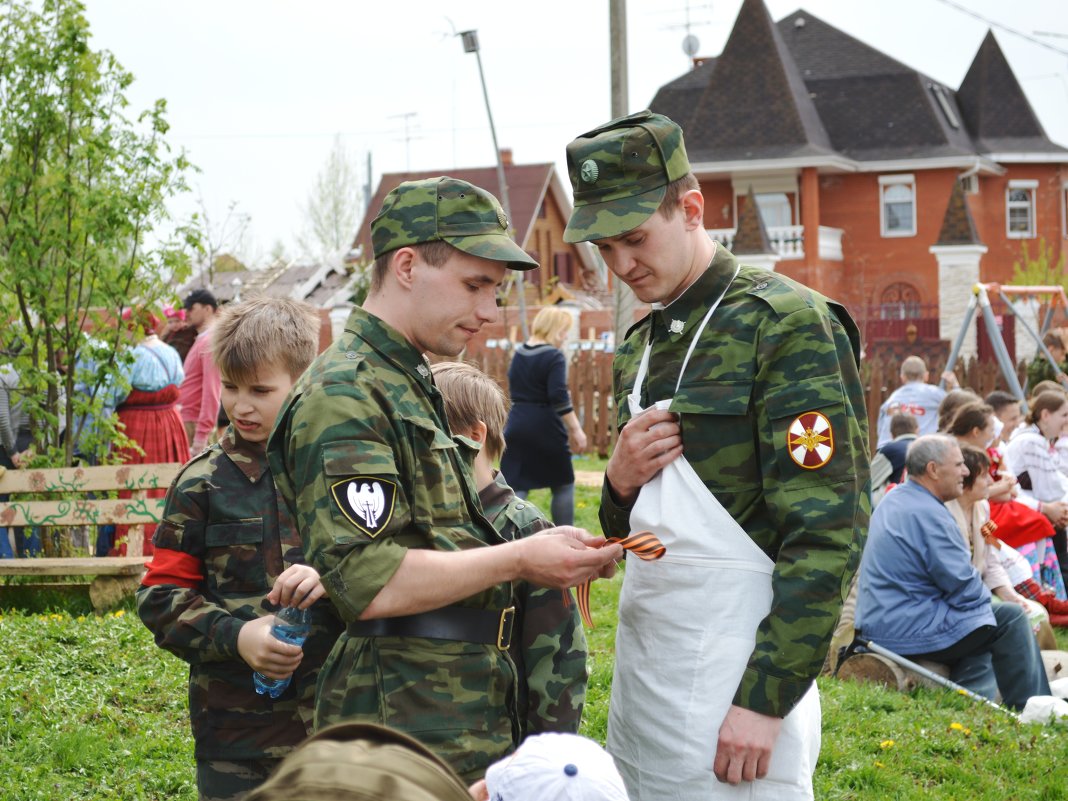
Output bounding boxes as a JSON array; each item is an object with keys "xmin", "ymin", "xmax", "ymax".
[{"xmin": 138, "ymin": 297, "xmax": 341, "ymax": 801}]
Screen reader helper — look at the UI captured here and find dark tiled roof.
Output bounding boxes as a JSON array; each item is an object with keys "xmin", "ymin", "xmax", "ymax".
[
  {"xmin": 650, "ymin": 2, "xmax": 1066, "ymax": 166},
  {"xmin": 732, "ymin": 187, "xmax": 774, "ymax": 255},
  {"xmin": 648, "ymin": 57, "xmax": 717, "ymax": 130},
  {"xmin": 935, "ymin": 181, "xmax": 982, "ymax": 247},
  {"xmin": 957, "ymin": 31, "xmax": 1068, "ymax": 155},
  {"xmin": 352, "ymin": 163, "xmax": 555, "ymax": 258},
  {"xmin": 675, "ymin": 0, "xmax": 834, "ymax": 163},
  {"xmin": 777, "ymin": 9, "xmax": 976, "ymax": 160}
]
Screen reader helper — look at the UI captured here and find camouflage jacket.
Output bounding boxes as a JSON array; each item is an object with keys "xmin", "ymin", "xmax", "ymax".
[
  {"xmin": 599, "ymin": 245, "xmax": 870, "ymax": 718},
  {"xmin": 479, "ymin": 471, "xmax": 587, "ymax": 738},
  {"xmin": 1026, "ymin": 355, "xmax": 1066, "ymax": 390},
  {"xmin": 137, "ymin": 426, "xmax": 342, "ymax": 761},
  {"xmin": 266, "ymin": 307, "xmax": 517, "ymax": 783}
]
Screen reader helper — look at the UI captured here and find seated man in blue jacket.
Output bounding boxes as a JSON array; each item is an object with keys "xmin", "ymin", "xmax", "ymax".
[{"xmin": 855, "ymin": 434, "xmax": 1049, "ymax": 710}]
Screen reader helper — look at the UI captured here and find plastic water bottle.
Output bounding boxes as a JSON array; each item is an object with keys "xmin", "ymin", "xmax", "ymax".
[{"xmin": 253, "ymin": 606, "xmax": 311, "ymax": 699}]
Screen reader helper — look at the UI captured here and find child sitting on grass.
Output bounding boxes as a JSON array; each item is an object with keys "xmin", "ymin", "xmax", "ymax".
[
  {"xmin": 430, "ymin": 360, "xmax": 587, "ymax": 740},
  {"xmin": 138, "ymin": 297, "xmax": 342, "ymax": 801}
]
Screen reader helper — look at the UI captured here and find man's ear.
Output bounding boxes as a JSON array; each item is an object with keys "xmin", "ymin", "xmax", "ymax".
[
  {"xmin": 680, "ymin": 188, "xmax": 705, "ymax": 231},
  {"xmin": 390, "ymin": 247, "xmax": 418, "ymax": 290}
]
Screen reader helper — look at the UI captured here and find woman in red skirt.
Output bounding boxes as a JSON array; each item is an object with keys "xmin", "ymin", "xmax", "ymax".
[{"xmin": 112, "ymin": 308, "xmax": 188, "ymax": 555}]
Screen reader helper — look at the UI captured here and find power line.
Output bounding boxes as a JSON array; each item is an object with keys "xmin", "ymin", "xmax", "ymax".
[{"xmin": 932, "ymin": 0, "xmax": 1068, "ymax": 57}]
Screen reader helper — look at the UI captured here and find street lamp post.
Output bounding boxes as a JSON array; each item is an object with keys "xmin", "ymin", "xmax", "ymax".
[{"xmin": 459, "ymin": 29, "xmax": 529, "ymax": 341}]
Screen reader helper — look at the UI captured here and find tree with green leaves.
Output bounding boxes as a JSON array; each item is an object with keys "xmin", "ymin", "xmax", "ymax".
[
  {"xmin": 1010, "ymin": 237, "xmax": 1067, "ymax": 290},
  {"xmin": 297, "ymin": 134, "xmax": 363, "ymax": 260},
  {"xmin": 0, "ymin": 0, "xmax": 196, "ymax": 467}
]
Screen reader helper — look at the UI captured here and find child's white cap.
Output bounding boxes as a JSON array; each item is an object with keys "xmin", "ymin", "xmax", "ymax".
[{"xmin": 484, "ymin": 733, "xmax": 629, "ymax": 801}]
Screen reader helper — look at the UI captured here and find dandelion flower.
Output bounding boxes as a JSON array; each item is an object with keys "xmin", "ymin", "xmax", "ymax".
[
  {"xmin": 949, "ymin": 722, "xmax": 964, "ymax": 731},
  {"xmin": 880, "ymin": 739, "xmax": 895, "ymax": 749}
]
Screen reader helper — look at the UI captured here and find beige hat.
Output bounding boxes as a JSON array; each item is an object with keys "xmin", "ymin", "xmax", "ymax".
[
  {"xmin": 484, "ymin": 733, "xmax": 629, "ymax": 801},
  {"xmin": 245, "ymin": 722, "xmax": 473, "ymax": 801}
]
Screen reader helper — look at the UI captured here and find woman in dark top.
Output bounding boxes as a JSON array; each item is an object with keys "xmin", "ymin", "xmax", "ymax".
[{"xmin": 500, "ymin": 307, "xmax": 587, "ymax": 525}]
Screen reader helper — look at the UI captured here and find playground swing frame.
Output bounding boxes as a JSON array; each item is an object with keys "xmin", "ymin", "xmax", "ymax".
[{"xmin": 942, "ymin": 283, "xmax": 1068, "ymax": 409}]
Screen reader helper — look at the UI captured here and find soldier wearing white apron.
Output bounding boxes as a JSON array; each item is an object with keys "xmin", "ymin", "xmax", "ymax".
[{"xmin": 563, "ymin": 111, "xmax": 870, "ymax": 800}]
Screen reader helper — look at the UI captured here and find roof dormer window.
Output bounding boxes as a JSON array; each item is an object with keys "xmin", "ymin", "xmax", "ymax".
[{"xmin": 929, "ymin": 83, "xmax": 960, "ymax": 130}]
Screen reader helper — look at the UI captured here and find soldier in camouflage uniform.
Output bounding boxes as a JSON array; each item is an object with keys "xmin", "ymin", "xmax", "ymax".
[
  {"xmin": 564, "ymin": 112, "xmax": 869, "ymax": 799},
  {"xmin": 431, "ymin": 360, "xmax": 588, "ymax": 739},
  {"xmin": 138, "ymin": 298, "xmax": 343, "ymax": 801},
  {"xmin": 265, "ymin": 177, "xmax": 621, "ymax": 782}
]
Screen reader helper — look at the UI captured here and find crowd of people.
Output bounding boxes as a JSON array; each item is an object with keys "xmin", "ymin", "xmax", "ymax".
[
  {"xmin": 6, "ymin": 110, "xmax": 1064, "ymax": 801},
  {"xmin": 0, "ymin": 289, "xmax": 225, "ymax": 557},
  {"xmin": 855, "ymin": 351, "xmax": 1068, "ymax": 713}
]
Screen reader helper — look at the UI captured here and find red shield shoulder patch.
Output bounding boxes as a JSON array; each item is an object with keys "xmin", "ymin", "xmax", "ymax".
[{"xmin": 787, "ymin": 411, "xmax": 834, "ymax": 470}]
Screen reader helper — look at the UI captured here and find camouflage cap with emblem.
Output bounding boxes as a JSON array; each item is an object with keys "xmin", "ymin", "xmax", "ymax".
[
  {"xmin": 563, "ymin": 110, "xmax": 691, "ymax": 243},
  {"xmin": 371, "ymin": 176, "xmax": 538, "ymax": 270},
  {"xmin": 243, "ymin": 722, "xmax": 474, "ymax": 801}
]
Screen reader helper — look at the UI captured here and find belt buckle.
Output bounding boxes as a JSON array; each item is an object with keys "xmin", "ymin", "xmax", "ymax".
[{"xmin": 497, "ymin": 606, "xmax": 516, "ymax": 650}]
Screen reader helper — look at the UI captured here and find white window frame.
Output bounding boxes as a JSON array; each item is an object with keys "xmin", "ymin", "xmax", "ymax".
[
  {"xmin": 1006, "ymin": 179, "xmax": 1037, "ymax": 239},
  {"xmin": 879, "ymin": 174, "xmax": 916, "ymax": 238}
]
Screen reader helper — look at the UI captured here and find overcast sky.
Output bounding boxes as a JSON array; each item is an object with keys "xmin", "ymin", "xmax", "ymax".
[{"xmin": 81, "ymin": 0, "xmax": 1068, "ymax": 263}]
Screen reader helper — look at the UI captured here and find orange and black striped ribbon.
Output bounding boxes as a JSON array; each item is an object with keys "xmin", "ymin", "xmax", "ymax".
[{"xmin": 575, "ymin": 530, "xmax": 666, "ymax": 628}]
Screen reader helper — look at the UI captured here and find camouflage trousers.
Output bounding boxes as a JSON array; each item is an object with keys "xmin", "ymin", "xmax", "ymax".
[{"xmin": 196, "ymin": 758, "xmax": 281, "ymax": 801}]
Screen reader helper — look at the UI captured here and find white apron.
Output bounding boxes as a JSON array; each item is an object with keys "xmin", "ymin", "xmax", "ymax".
[{"xmin": 607, "ymin": 274, "xmax": 821, "ymax": 800}]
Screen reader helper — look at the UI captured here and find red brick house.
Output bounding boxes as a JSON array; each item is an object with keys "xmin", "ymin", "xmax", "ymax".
[
  {"xmin": 650, "ymin": 0, "xmax": 1068, "ymax": 361},
  {"xmin": 351, "ymin": 157, "xmax": 602, "ymax": 300}
]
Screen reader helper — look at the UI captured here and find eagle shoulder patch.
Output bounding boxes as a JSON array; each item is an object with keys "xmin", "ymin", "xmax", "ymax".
[
  {"xmin": 787, "ymin": 411, "xmax": 834, "ymax": 470},
  {"xmin": 330, "ymin": 476, "xmax": 397, "ymax": 538}
]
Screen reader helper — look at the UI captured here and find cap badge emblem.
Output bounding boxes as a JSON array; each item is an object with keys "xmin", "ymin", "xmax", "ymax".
[
  {"xmin": 669, "ymin": 319, "xmax": 685, "ymax": 334},
  {"xmin": 497, "ymin": 207, "xmax": 509, "ymax": 229},
  {"xmin": 580, "ymin": 159, "xmax": 599, "ymax": 184}
]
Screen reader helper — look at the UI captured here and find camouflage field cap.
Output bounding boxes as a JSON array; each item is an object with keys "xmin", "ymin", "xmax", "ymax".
[
  {"xmin": 563, "ymin": 110, "xmax": 691, "ymax": 243},
  {"xmin": 371, "ymin": 176, "xmax": 537, "ymax": 270},
  {"xmin": 244, "ymin": 722, "xmax": 473, "ymax": 801}
]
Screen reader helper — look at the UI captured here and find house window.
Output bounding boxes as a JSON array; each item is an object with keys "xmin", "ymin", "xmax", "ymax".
[
  {"xmin": 755, "ymin": 192, "xmax": 793, "ymax": 229},
  {"xmin": 879, "ymin": 174, "xmax": 916, "ymax": 237},
  {"xmin": 1006, "ymin": 180, "xmax": 1037, "ymax": 239}
]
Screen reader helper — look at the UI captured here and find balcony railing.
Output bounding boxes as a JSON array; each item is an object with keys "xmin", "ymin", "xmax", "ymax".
[{"xmin": 706, "ymin": 225, "xmax": 844, "ymax": 261}]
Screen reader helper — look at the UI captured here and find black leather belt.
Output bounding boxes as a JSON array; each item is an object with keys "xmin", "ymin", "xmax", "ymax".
[{"xmin": 347, "ymin": 606, "xmax": 516, "ymax": 650}]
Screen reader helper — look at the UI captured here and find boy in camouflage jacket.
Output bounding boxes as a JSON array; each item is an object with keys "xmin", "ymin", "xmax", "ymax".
[
  {"xmin": 138, "ymin": 298, "xmax": 342, "ymax": 801},
  {"xmin": 431, "ymin": 361, "xmax": 588, "ymax": 739}
]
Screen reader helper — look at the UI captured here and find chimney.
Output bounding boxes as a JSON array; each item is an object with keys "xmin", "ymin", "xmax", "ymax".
[{"xmin": 499, "ymin": 148, "xmax": 513, "ymax": 166}]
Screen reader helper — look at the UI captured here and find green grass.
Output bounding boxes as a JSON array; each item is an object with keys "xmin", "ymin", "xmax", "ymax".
[{"xmin": 2, "ymin": 500, "xmax": 1065, "ymax": 800}]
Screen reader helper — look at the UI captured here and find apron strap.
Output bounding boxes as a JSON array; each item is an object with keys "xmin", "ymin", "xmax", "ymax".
[{"xmin": 631, "ymin": 265, "xmax": 740, "ymax": 402}]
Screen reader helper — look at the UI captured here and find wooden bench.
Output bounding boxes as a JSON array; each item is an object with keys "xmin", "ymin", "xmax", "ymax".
[{"xmin": 0, "ymin": 463, "xmax": 182, "ymax": 610}]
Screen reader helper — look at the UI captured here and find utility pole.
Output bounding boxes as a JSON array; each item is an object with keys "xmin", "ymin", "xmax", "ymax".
[
  {"xmin": 610, "ymin": 0, "xmax": 638, "ymax": 345},
  {"xmin": 459, "ymin": 29, "xmax": 529, "ymax": 340}
]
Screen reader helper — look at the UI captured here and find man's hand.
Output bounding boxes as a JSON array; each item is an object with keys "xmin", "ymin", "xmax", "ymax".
[
  {"xmin": 236, "ymin": 615, "xmax": 304, "ymax": 678},
  {"xmin": 1041, "ymin": 500, "xmax": 1068, "ymax": 527},
  {"xmin": 713, "ymin": 705, "xmax": 783, "ymax": 785},
  {"xmin": 605, "ymin": 407, "xmax": 682, "ymax": 505},
  {"xmin": 515, "ymin": 527, "xmax": 624, "ymax": 589},
  {"xmin": 268, "ymin": 564, "xmax": 326, "ymax": 609}
]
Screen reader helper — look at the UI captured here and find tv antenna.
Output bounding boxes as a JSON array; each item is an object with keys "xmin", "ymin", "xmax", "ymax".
[{"xmin": 659, "ymin": 2, "xmax": 713, "ymax": 64}]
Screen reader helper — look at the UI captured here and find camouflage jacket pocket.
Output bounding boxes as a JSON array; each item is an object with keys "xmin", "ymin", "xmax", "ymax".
[
  {"xmin": 204, "ymin": 520, "xmax": 269, "ymax": 595},
  {"xmin": 763, "ymin": 374, "xmax": 851, "ymax": 485},
  {"xmin": 670, "ymin": 380, "xmax": 762, "ymax": 494},
  {"xmin": 402, "ymin": 414, "xmax": 468, "ymax": 525}
]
